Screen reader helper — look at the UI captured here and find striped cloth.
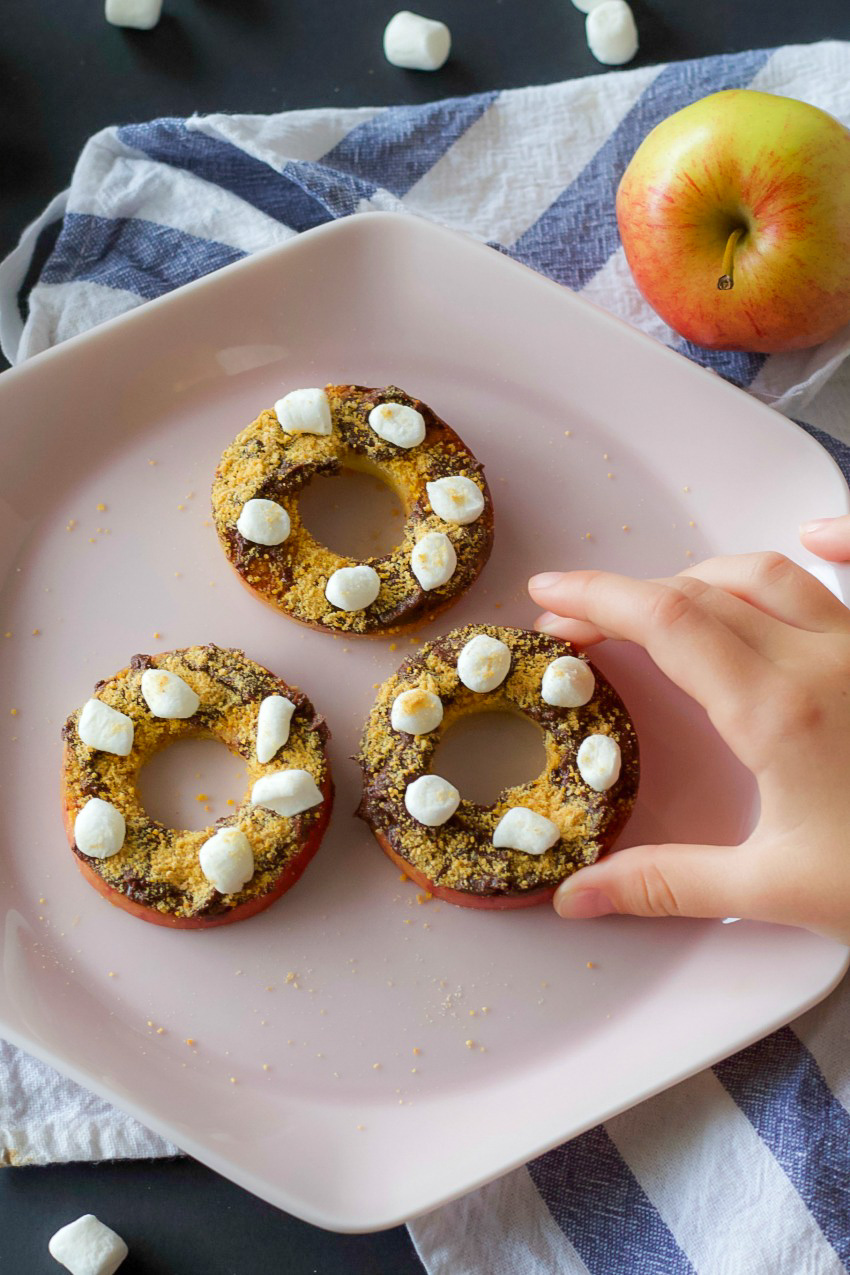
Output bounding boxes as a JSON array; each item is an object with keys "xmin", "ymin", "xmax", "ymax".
[{"xmin": 3, "ymin": 38, "xmax": 850, "ymax": 1275}]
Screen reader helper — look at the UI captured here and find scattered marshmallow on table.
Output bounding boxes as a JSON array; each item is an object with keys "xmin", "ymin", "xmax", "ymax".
[
  {"xmin": 405, "ymin": 773, "xmax": 461, "ymax": 826},
  {"xmin": 577, "ymin": 734, "xmax": 622, "ymax": 791},
  {"xmin": 236, "ymin": 498, "xmax": 291, "ymax": 546},
  {"xmin": 251, "ymin": 769, "xmax": 323, "ymax": 817},
  {"xmin": 586, "ymin": 0, "xmax": 638, "ymax": 65},
  {"xmin": 541, "ymin": 656, "xmax": 595, "ymax": 708},
  {"xmin": 457, "ymin": 633, "xmax": 512, "ymax": 693},
  {"xmin": 425, "ymin": 476, "xmax": 485, "ymax": 525},
  {"xmin": 74, "ymin": 799, "xmax": 126, "ymax": 859},
  {"xmin": 391, "ymin": 688, "xmax": 444, "ymax": 735},
  {"xmin": 274, "ymin": 388, "xmax": 333, "ymax": 436},
  {"xmin": 140, "ymin": 668, "xmax": 200, "ymax": 719},
  {"xmin": 256, "ymin": 694, "xmax": 296, "ymax": 763},
  {"xmin": 199, "ymin": 828, "xmax": 255, "ymax": 894},
  {"xmin": 368, "ymin": 401, "xmax": 426, "ymax": 448},
  {"xmin": 104, "ymin": 0, "xmax": 162, "ymax": 30},
  {"xmin": 493, "ymin": 807, "xmax": 560, "ymax": 855},
  {"xmin": 78, "ymin": 698, "xmax": 134, "ymax": 756},
  {"xmin": 325, "ymin": 564, "xmax": 381, "ymax": 611},
  {"xmin": 411, "ymin": 531, "xmax": 457, "ymax": 590},
  {"xmin": 48, "ymin": 1213, "xmax": 128, "ymax": 1275},
  {"xmin": 383, "ymin": 11, "xmax": 451, "ymax": 71}
]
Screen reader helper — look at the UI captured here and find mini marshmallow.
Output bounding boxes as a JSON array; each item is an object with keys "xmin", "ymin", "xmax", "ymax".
[
  {"xmin": 325, "ymin": 564, "xmax": 381, "ymax": 611},
  {"xmin": 457, "ymin": 633, "xmax": 511, "ymax": 693},
  {"xmin": 49, "ymin": 1214, "xmax": 128, "ymax": 1275},
  {"xmin": 256, "ymin": 694, "xmax": 296, "ymax": 764},
  {"xmin": 411, "ymin": 531, "xmax": 457, "ymax": 591},
  {"xmin": 236, "ymin": 498, "xmax": 291, "ymax": 546},
  {"xmin": 383, "ymin": 11, "xmax": 451, "ymax": 71},
  {"xmin": 78, "ymin": 699, "xmax": 134, "ymax": 756},
  {"xmin": 391, "ymin": 687, "xmax": 444, "ymax": 735},
  {"xmin": 404, "ymin": 774, "xmax": 460, "ymax": 826},
  {"xmin": 105, "ymin": 0, "xmax": 162, "ymax": 30},
  {"xmin": 199, "ymin": 828, "xmax": 255, "ymax": 895},
  {"xmin": 570, "ymin": 0, "xmax": 607, "ymax": 11},
  {"xmin": 586, "ymin": 0, "xmax": 638, "ymax": 65},
  {"xmin": 74, "ymin": 799, "xmax": 126, "ymax": 859},
  {"xmin": 493, "ymin": 807, "xmax": 560, "ymax": 855},
  {"xmin": 251, "ymin": 769, "xmax": 323, "ymax": 817},
  {"xmin": 274, "ymin": 387, "xmax": 333, "ymax": 436},
  {"xmin": 577, "ymin": 733, "xmax": 622, "ymax": 791},
  {"xmin": 541, "ymin": 656, "xmax": 595, "ymax": 708},
  {"xmin": 140, "ymin": 668, "xmax": 200, "ymax": 719},
  {"xmin": 425, "ymin": 475, "xmax": 485, "ymax": 525},
  {"xmin": 368, "ymin": 401, "xmax": 426, "ymax": 448}
]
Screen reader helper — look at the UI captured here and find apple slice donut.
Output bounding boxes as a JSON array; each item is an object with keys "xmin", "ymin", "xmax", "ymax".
[
  {"xmin": 61, "ymin": 645, "xmax": 333, "ymax": 928},
  {"xmin": 357, "ymin": 626, "xmax": 639, "ymax": 909},
  {"xmin": 211, "ymin": 384, "xmax": 494, "ymax": 636}
]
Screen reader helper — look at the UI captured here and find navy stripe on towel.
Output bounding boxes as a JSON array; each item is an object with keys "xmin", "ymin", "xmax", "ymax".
[
  {"xmin": 796, "ymin": 420, "xmax": 850, "ymax": 488},
  {"xmin": 39, "ymin": 212, "xmax": 244, "ymax": 298},
  {"xmin": 676, "ymin": 339, "xmax": 766, "ymax": 391},
  {"xmin": 321, "ymin": 92, "xmax": 499, "ymax": 198},
  {"xmin": 528, "ymin": 1125, "xmax": 695, "ymax": 1275},
  {"xmin": 715, "ymin": 1026, "xmax": 850, "ymax": 1267},
  {"xmin": 510, "ymin": 47, "xmax": 772, "ymax": 294}
]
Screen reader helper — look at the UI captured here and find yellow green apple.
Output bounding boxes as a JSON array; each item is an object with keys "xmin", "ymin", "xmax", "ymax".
[{"xmin": 616, "ymin": 90, "xmax": 850, "ymax": 353}]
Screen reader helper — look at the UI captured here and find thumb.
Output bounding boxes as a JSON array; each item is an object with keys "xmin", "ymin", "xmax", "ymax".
[
  {"xmin": 799, "ymin": 514, "xmax": 850, "ymax": 563},
  {"xmin": 554, "ymin": 843, "xmax": 745, "ymax": 921}
]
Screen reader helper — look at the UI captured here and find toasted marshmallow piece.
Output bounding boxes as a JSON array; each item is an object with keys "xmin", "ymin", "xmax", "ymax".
[
  {"xmin": 383, "ymin": 10, "xmax": 451, "ymax": 71},
  {"xmin": 325, "ymin": 564, "xmax": 381, "ymax": 611},
  {"xmin": 105, "ymin": 0, "xmax": 162, "ymax": 30},
  {"xmin": 391, "ymin": 687, "xmax": 444, "ymax": 735},
  {"xmin": 368, "ymin": 401, "xmax": 426, "ymax": 448},
  {"xmin": 586, "ymin": 0, "xmax": 638, "ymax": 65},
  {"xmin": 541, "ymin": 656, "xmax": 596, "ymax": 708},
  {"xmin": 199, "ymin": 828, "xmax": 255, "ymax": 895},
  {"xmin": 74, "ymin": 799, "xmax": 126, "ymax": 859},
  {"xmin": 236, "ymin": 498, "xmax": 291, "ymax": 546},
  {"xmin": 78, "ymin": 698, "xmax": 134, "ymax": 756},
  {"xmin": 140, "ymin": 668, "xmax": 200, "ymax": 719},
  {"xmin": 577, "ymin": 734, "xmax": 622, "ymax": 791},
  {"xmin": 49, "ymin": 1213, "xmax": 129, "ymax": 1275},
  {"xmin": 251, "ymin": 769, "xmax": 323, "ymax": 817},
  {"xmin": 411, "ymin": 531, "xmax": 457, "ymax": 591},
  {"xmin": 571, "ymin": 0, "xmax": 607, "ymax": 11},
  {"xmin": 404, "ymin": 774, "xmax": 460, "ymax": 826},
  {"xmin": 274, "ymin": 387, "xmax": 333, "ymax": 436},
  {"xmin": 493, "ymin": 807, "xmax": 560, "ymax": 855},
  {"xmin": 425, "ymin": 475, "xmax": 485, "ymax": 525},
  {"xmin": 257, "ymin": 694, "xmax": 296, "ymax": 764},
  {"xmin": 457, "ymin": 633, "xmax": 511, "ymax": 693}
]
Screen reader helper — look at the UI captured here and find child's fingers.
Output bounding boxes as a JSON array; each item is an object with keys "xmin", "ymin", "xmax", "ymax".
[
  {"xmin": 528, "ymin": 570, "xmax": 768, "ymax": 715},
  {"xmin": 532, "ymin": 612, "xmax": 607, "ymax": 646},
  {"xmin": 800, "ymin": 514, "xmax": 850, "ymax": 564},
  {"xmin": 675, "ymin": 552, "xmax": 850, "ymax": 634}
]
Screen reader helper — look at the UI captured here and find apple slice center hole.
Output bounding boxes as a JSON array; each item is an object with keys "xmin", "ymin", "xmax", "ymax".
[
  {"xmin": 299, "ymin": 467, "xmax": 403, "ymax": 558},
  {"xmin": 430, "ymin": 710, "xmax": 547, "ymax": 806},
  {"xmin": 138, "ymin": 737, "xmax": 250, "ymax": 830}
]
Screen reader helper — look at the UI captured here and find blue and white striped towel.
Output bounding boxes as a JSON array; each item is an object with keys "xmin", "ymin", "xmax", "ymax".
[{"xmin": 3, "ymin": 38, "xmax": 850, "ymax": 1275}]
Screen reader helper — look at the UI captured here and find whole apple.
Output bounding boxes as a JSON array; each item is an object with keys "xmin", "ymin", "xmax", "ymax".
[{"xmin": 616, "ymin": 89, "xmax": 850, "ymax": 353}]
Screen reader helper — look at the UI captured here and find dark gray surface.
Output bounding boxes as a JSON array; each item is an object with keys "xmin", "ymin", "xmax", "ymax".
[{"xmin": 3, "ymin": 2, "xmax": 850, "ymax": 1271}]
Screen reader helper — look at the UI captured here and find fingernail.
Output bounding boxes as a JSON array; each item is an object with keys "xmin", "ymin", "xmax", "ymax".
[
  {"xmin": 799, "ymin": 518, "xmax": 833, "ymax": 536},
  {"xmin": 554, "ymin": 887, "xmax": 615, "ymax": 920},
  {"xmin": 529, "ymin": 572, "xmax": 562, "ymax": 591},
  {"xmin": 534, "ymin": 611, "xmax": 562, "ymax": 635}
]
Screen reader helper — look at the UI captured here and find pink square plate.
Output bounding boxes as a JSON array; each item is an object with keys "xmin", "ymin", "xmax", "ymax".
[{"xmin": 1, "ymin": 213, "xmax": 848, "ymax": 1231}]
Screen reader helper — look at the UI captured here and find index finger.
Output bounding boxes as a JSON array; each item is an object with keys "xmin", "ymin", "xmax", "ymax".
[{"xmin": 528, "ymin": 569, "xmax": 769, "ymax": 718}]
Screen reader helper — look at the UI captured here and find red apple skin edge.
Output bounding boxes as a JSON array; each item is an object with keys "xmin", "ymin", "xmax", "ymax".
[
  {"xmin": 62, "ymin": 774, "xmax": 334, "ymax": 930},
  {"xmin": 616, "ymin": 89, "xmax": 850, "ymax": 353},
  {"xmin": 374, "ymin": 830, "xmax": 556, "ymax": 910}
]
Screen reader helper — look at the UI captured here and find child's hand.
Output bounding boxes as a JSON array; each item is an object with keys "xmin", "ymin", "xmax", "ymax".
[{"xmin": 528, "ymin": 518, "xmax": 850, "ymax": 944}]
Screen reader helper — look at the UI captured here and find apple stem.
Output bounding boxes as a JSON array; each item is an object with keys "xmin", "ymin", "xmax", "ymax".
[{"xmin": 717, "ymin": 227, "xmax": 745, "ymax": 291}]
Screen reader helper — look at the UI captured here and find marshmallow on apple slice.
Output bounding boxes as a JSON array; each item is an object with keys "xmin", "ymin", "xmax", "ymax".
[
  {"xmin": 140, "ymin": 669, "xmax": 200, "ymax": 719},
  {"xmin": 368, "ymin": 401, "xmax": 426, "ymax": 448},
  {"xmin": 236, "ymin": 498, "xmax": 291, "ymax": 546},
  {"xmin": 256, "ymin": 694, "xmax": 296, "ymax": 763},
  {"xmin": 391, "ymin": 688, "xmax": 444, "ymax": 735},
  {"xmin": 404, "ymin": 774, "xmax": 460, "ymax": 826},
  {"xmin": 74, "ymin": 798, "xmax": 126, "ymax": 859},
  {"xmin": 105, "ymin": 0, "xmax": 162, "ymax": 29},
  {"xmin": 493, "ymin": 807, "xmax": 560, "ymax": 855},
  {"xmin": 251, "ymin": 769, "xmax": 323, "ymax": 817},
  {"xmin": 274, "ymin": 388, "xmax": 333, "ymax": 436},
  {"xmin": 411, "ymin": 531, "xmax": 457, "ymax": 590},
  {"xmin": 541, "ymin": 656, "xmax": 595, "ymax": 708},
  {"xmin": 456, "ymin": 633, "xmax": 511, "ymax": 693},
  {"xmin": 199, "ymin": 828, "xmax": 255, "ymax": 894},
  {"xmin": 577, "ymin": 734, "xmax": 622, "ymax": 791},
  {"xmin": 571, "ymin": 0, "xmax": 607, "ymax": 9},
  {"xmin": 48, "ymin": 1213, "xmax": 129, "ymax": 1275},
  {"xmin": 383, "ymin": 11, "xmax": 451, "ymax": 71},
  {"xmin": 325, "ymin": 564, "xmax": 381, "ymax": 611},
  {"xmin": 78, "ymin": 698, "xmax": 134, "ymax": 756},
  {"xmin": 586, "ymin": 0, "xmax": 638, "ymax": 65},
  {"xmin": 425, "ymin": 475, "xmax": 485, "ymax": 525}
]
